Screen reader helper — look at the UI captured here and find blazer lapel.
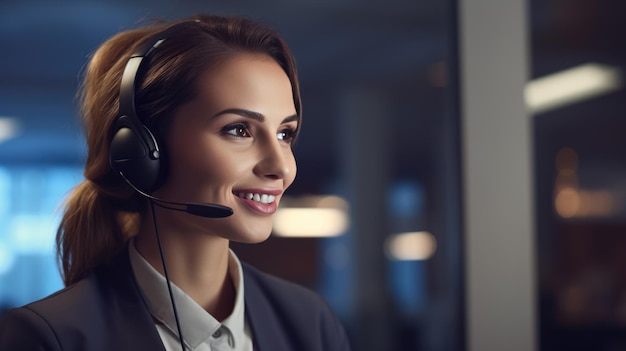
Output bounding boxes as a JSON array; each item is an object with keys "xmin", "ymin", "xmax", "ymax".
[{"xmin": 243, "ymin": 264, "xmax": 291, "ymax": 351}]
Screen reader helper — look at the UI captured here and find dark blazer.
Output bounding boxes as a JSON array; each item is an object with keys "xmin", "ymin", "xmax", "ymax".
[{"xmin": 0, "ymin": 248, "xmax": 351, "ymax": 351}]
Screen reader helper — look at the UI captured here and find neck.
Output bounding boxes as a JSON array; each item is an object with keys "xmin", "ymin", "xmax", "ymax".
[{"xmin": 135, "ymin": 209, "xmax": 236, "ymax": 321}]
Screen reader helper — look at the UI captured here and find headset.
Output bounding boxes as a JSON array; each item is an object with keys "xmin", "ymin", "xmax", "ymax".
[
  {"xmin": 109, "ymin": 21, "xmax": 198, "ymax": 193},
  {"xmin": 109, "ymin": 20, "xmax": 233, "ymax": 219}
]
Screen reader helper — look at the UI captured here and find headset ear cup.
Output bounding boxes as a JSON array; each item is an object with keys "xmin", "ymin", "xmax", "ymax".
[{"xmin": 109, "ymin": 118, "xmax": 162, "ymax": 193}]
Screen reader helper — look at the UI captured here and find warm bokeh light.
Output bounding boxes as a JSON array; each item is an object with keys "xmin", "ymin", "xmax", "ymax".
[
  {"xmin": 555, "ymin": 187, "xmax": 581, "ymax": 218},
  {"xmin": 555, "ymin": 188, "xmax": 615, "ymax": 218},
  {"xmin": 273, "ymin": 208, "xmax": 349, "ymax": 237},
  {"xmin": 384, "ymin": 231, "xmax": 437, "ymax": 261},
  {"xmin": 273, "ymin": 195, "xmax": 350, "ymax": 237}
]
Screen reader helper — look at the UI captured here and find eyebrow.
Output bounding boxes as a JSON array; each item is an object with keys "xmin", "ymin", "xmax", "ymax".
[{"xmin": 212, "ymin": 108, "xmax": 298, "ymax": 124}]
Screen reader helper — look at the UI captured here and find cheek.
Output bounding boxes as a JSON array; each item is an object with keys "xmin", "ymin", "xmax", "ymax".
[
  {"xmin": 164, "ymin": 137, "xmax": 231, "ymax": 187},
  {"xmin": 208, "ymin": 153, "xmax": 251, "ymax": 183},
  {"xmin": 286, "ymin": 154, "xmax": 298, "ymax": 188},
  {"xmin": 177, "ymin": 146, "xmax": 246, "ymax": 185}
]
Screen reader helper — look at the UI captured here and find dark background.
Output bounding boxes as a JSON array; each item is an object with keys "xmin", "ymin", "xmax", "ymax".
[{"xmin": 2, "ymin": 0, "xmax": 626, "ymax": 350}]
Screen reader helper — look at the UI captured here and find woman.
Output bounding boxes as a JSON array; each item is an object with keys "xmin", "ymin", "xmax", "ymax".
[{"xmin": 0, "ymin": 14, "xmax": 351, "ymax": 351}]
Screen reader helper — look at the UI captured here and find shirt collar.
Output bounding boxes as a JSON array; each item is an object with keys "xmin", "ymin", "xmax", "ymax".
[{"xmin": 129, "ymin": 240, "xmax": 247, "ymax": 349}]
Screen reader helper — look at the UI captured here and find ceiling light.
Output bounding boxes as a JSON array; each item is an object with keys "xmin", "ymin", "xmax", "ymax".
[
  {"xmin": 0, "ymin": 117, "xmax": 19, "ymax": 143},
  {"xmin": 273, "ymin": 195, "xmax": 349, "ymax": 238},
  {"xmin": 273, "ymin": 208, "xmax": 349, "ymax": 237},
  {"xmin": 525, "ymin": 63, "xmax": 622, "ymax": 114}
]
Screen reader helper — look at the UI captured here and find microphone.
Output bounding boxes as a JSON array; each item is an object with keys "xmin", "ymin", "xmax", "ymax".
[{"xmin": 118, "ymin": 172, "xmax": 234, "ymax": 218}]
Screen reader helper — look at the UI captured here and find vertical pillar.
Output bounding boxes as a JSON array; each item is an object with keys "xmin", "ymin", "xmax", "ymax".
[
  {"xmin": 339, "ymin": 87, "xmax": 393, "ymax": 351},
  {"xmin": 459, "ymin": 0, "xmax": 536, "ymax": 350}
]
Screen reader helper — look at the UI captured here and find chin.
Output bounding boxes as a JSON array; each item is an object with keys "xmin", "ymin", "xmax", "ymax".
[
  {"xmin": 231, "ymin": 232, "xmax": 272, "ymax": 244},
  {"xmin": 229, "ymin": 223, "xmax": 274, "ymax": 244}
]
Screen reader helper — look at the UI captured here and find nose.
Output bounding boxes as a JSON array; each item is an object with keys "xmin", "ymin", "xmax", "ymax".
[{"xmin": 253, "ymin": 139, "xmax": 295, "ymax": 180}]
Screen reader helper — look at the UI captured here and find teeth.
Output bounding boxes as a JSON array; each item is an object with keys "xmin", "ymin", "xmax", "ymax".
[{"xmin": 237, "ymin": 192, "xmax": 276, "ymax": 204}]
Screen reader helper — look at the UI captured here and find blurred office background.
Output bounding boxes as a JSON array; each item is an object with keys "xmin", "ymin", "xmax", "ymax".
[{"xmin": 1, "ymin": 0, "xmax": 625, "ymax": 350}]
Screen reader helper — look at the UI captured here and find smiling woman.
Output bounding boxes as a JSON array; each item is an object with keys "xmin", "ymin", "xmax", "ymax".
[
  {"xmin": 0, "ymin": 14, "xmax": 351, "ymax": 351},
  {"xmin": 151, "ymin": 53, "xmax": 299, "ymax": 247},
  {"xmin": 156, "ymin": 54, "xmax": 299, "ymax": 244}
]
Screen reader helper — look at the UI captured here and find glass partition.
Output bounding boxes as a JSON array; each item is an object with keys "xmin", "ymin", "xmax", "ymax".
[{"xmin": 530, "ymin": 0, "xmax": 626, "ymax": 349}]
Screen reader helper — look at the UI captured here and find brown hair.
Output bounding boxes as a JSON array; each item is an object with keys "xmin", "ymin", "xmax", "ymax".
[{"xmin": 57, "ymin": 14, "xmax": 302, "ymax": 286}]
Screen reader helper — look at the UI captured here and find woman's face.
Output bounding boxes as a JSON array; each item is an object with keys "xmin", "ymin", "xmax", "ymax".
[{"xmin": 155, "ymin": 53, "xmax": 298, "ymax": 243}]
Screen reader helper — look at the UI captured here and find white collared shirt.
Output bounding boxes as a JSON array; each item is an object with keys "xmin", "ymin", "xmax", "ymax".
[{"xmin": 129, "ymin": 241, "xmax": 254, "ymax": 351}]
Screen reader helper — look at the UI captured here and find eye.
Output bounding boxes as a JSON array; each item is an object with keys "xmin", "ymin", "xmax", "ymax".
[
  {"xmin": 277, "ymin": 127, "xmax": 297, "ymax": 143},
  {"xmin": 222, "ymin": 123, "xmax": 251, "ymax": 138}
]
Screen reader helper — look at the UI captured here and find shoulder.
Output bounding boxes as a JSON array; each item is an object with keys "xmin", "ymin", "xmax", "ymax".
[
  {"xmin": 0, "ymin": 278, "xmax": 96, "ymax": 350},
  {"xmin": 10, "ymin": 274, "xmax": 100, "ymax": 324},
  {"xmin": 11, "ymin": 258, "xmax": 121, "ymax": 325},
  {"xmin": 0, "ymin": 249, "xmax": 161, "ymax": 350},
  {"xmin": 1, "ymin": 305, "xmax": 64, "ymax": 350}
]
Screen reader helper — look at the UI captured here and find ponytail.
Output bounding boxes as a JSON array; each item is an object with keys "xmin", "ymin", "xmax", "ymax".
[
  {"xmin": 56, "ymin": 181, "xmax": 138, "ymax": 285},
  {"xmin": 55, "ymin": 25, "xmax": 157, "ymax": 286}
]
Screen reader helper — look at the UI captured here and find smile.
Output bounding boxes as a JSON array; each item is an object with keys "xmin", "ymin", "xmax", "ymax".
[{"xmin": 235, "ymin": 192, "xmax": 276, "ymax": 204}]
